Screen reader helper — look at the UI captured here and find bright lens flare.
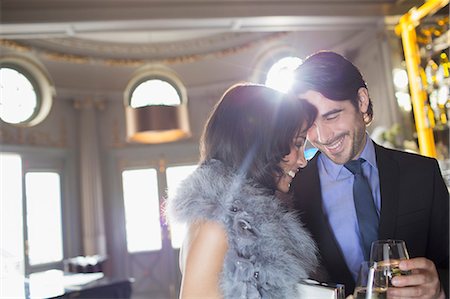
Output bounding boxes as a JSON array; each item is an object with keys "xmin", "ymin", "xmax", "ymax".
[{"xmin": 265, "ymin": 56, "xmax": 302, "ymax": 93}]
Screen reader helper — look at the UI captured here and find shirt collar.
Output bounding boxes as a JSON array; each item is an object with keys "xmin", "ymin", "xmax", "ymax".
[{"xmin": 318, "ymin": 132, "xmax": 377, "ymax": 180}]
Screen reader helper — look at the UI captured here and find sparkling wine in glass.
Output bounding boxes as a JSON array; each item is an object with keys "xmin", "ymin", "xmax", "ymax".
[
  {"xmin": 370, "ymin": 239, "xmax": 410, "ymax": 286},
  {"xmin": 353, "ymin": 261, "xmax": 388, "ymax": 299}
]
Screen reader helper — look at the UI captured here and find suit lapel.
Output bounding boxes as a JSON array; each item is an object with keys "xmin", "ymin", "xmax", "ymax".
[
  {"xmin": 374, "ymin": 144, "xmax": 400, "ymax": 239},
  {"xmin": 293, "ymin": 144, "xmax": 400, "ymax": 295},
  {"xmin": 293, "ymin": 153, "xmax": 355, "ymax": 293}
]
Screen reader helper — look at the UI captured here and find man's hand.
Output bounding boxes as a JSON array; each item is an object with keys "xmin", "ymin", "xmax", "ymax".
[{"xmin": 388, "ymin": 257, "xmax": 444, "ymax": 299}]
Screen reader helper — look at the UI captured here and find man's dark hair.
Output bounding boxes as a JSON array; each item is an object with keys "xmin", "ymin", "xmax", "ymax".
[
  {"xmin": 292, "ymin": 51, "xmax": 373, "ymax": 123},
  {"xmin": 200, "ymin": 83, "xmax": 317, "ymax": 191}
]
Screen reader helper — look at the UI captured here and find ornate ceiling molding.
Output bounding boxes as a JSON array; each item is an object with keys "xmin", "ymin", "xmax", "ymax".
[
  {"xmin": 0, "ymin": 32, "xmax": 288, "ymax": 66},
  {"xmin": 23, "ymin": 32, "xmax": 271, "ymax": 57}
]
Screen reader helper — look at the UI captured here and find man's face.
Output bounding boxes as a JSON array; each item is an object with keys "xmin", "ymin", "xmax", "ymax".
[{"xmin": 299, "ymin": 89, "xmax": 368, "ymax": 165}]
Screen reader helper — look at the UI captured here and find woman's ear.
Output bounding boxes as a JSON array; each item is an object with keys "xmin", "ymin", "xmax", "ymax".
[{"xmin": 357, "ymin": 87, "xmax": 370, "ymax": 114}]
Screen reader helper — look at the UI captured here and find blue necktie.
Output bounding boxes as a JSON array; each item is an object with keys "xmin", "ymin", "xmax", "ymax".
[{"xmin": 345, "ymin": 158, "xmax": 379, "ymax": 260}]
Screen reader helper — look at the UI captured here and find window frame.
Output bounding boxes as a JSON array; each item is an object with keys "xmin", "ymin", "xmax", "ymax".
[{"xmin": 0, "ymin": 145, "xmax": 80, "ymax": 276}]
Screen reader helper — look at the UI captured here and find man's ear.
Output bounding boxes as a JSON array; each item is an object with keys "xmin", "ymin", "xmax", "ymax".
[{"xmin": 357, "ymin": 87, "xmax": 370, "ymax": 113}]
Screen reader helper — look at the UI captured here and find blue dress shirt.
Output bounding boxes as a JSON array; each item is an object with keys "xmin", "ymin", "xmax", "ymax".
[{"xmin": 317, "ymin": 134, "xmax": 381, "ymax": 280}]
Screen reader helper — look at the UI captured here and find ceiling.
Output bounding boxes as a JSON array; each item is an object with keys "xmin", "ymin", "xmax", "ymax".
[
  {"xmin": 0, "ymin": 0, "xmax": 429, "ymax": 103},
  {"xmin": 1, "ymin": 0, "xmax": 422, "ymax": 60}
]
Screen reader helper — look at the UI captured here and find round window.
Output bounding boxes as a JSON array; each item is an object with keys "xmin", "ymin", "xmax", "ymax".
[
  {"xmin": 0, "ymin": 57, "xmax": 53, "ymax": 127},
  {"xmin": 265, "ymin": 56, "xmax": 302, "ymax": 93},
  {"xmin": 252, "ymin": 46, "xmax": 302, "ymax": 93},
  {"xmin": 0, "ymin": 65, "xmax": 40, "ymax": 124}
]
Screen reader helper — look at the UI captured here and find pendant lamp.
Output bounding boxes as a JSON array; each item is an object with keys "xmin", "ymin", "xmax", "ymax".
[{"xmin": 124, "ymin": 66, "xmax": 191, "ymax": 144}]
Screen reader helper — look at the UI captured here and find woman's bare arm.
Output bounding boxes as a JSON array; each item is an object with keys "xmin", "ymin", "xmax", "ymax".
[{"xmin": 179, "ymin": 220, "xmax": 228, "ymax": 299}]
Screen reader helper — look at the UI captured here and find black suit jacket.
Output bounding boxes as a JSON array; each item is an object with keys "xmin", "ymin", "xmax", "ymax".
[{"xmin": 292, "ymin": 143, "xmax": 449, "ymax": 297}]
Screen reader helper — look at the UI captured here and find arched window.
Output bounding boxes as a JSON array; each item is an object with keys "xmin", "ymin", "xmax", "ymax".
[
  {"xmin": 129, "ymin": 78, "xmax": 182, "ymax": 108},
  {"xmin": 0, "ymin": 57, "xmax": 54, "ymax": 126},
  {"xmin": 265, "ymin": 56, "xmax": 302, "ymax": 93},
  {"xmin": 252, "ymin": 47, "xmax": 302, "ymax": 93}
]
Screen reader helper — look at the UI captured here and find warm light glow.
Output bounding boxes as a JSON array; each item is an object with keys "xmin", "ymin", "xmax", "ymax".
[
  {"xmin": 128, "ymin": 129, "xmax": 190, "ymax": 144},
  {"xmin": 438, "ymin": 86, "xmax": 449, "ymax": 105},
  {"xmin": 130, "ymin": 79, "xmax": 181, "ymax": 108},
  {"xmin": 0, "ymin": 67, "xmax": 38, "ymax": 124},
  {"xmin": 125, "ymin": 104, "xmax": 191, "ymax": 144},
  {"xmin": 393, "ymin": 68, "xmax": 409, "ymax": 90},
  {"xmin": 395, "ymin": 91, "xmax": 412, "ymax": 112},
  {"xmin": 265, "ymin": 56, "xmax": 302, "ymax": 93}
]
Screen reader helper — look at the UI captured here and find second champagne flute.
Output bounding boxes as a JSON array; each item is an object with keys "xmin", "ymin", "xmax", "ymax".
[{"xmin": 353, "ymin": 261, "xmax": 388, "ymax": 299}]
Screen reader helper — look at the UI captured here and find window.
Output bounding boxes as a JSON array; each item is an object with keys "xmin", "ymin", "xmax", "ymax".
[
  {"xmin": 0, "ymin": 67, "xmax": 39, "ymax": 124},
  {"xmin": 120, "ymin": 163, "xmax": 198, "ymax": 251},
  {"xmin": 166, "ymin": 165, "xmax": 198, "ymax": 249},
  {"xmin": 0, "ymin": 152, "xmax": 65, "ymax": 277},
  {"xmin": 252, "ymin": 46, "xmax": 303, "ymax": 93},
  {"xmin": 265, "ymin": 56, "xmax": 302, "ymax": 93},
  {"xmin": 25, "ymin": 172, "xmax": 63, "ymax": 265},
  {"xmin": 124, "ymin": 65, "xmax": 187, "ymax": 109},
  {"xmin": 130, "ymin": 79, "xmax": 181, "ymax": 108},
  {"xmin": 0, "ymin": 57, "xmax": 54, "ymax": 126},
  {"xmin": 0, "ymin": 153, "xmax": 24, "ymax": 276},
  {"xmin": 122, "ymin": 168, "xmax": 162, "ymax": 252}
]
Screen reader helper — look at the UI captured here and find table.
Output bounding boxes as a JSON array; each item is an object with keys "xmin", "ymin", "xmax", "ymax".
[{"xmin": 1, "ymin": 270, "xmax": 133, "ymax": 299}]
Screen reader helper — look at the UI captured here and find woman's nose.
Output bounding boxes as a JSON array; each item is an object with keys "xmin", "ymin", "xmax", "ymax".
[{"xmin": 297, "ymin": 149, "xmax": 308, "ymax": 168}]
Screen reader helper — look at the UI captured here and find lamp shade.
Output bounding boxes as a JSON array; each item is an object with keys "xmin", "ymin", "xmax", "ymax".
[{"xmin": 125, "ymin": 104, "xmax": 191, "ymax": 144}]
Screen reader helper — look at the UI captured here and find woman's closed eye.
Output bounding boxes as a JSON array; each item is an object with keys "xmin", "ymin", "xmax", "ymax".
[{"xmin": 294, "ymin": 137, "xmax": 306, "ymax": 149}]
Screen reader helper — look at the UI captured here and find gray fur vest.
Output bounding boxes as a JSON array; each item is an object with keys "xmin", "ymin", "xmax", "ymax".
[{"xmin": 167, "ymin": 159, "xmax": 318, "ymax": 298}]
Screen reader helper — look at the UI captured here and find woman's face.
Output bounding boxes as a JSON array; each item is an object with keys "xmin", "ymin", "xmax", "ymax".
[{"xmin": 276, "ymin": 131, "xmax": 308, "ymax": 193}]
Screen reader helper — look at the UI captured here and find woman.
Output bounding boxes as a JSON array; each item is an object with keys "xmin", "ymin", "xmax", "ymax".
[{"xmin": 167, "ymin": 83, "xmax": 318, "ymax": 298}]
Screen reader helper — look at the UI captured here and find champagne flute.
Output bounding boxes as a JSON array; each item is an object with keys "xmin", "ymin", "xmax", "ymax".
[
  {"xmin": 370, "ymin": 239, "xmax": 410, "ymax": 286},
  {"xmin": 353, "ymin": 261, "xmax": 388, "ymax": 299}
]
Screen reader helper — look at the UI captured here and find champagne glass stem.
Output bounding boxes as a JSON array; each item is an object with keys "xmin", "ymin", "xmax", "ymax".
[{"xmin": 366, "ymin": 266, "xmax": 375, "ymax": 299}]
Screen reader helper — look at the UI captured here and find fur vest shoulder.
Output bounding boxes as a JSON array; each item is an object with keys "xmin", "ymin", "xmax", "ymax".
[{"xmin": 167, "ymin": 159, "xmax": 318, "ymax": 298}]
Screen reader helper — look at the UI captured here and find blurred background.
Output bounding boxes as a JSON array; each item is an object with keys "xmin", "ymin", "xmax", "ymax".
[{"xmin": 1, "ymin": 1, "xmax": 449, "ymax": 298}]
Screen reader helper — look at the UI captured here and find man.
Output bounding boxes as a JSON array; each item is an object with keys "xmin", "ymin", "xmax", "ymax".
[{"xmin": 290, "ymin": 51, "xmax": 449, "ymax": 298}]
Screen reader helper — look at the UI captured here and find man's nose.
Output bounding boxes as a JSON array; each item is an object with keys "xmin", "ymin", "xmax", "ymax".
[{"xmin": 311, "ymin": 122, "xmax": 333, "ymax": 144}]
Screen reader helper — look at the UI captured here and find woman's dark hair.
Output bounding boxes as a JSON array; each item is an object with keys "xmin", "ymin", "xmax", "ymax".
[
  {"xmin": 200, "ymin": 83, "xmax": 317, "ymax": 191},
  {"xmin": 292, "ymin": 51, "xmax": 373, "ymax": 123}
]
